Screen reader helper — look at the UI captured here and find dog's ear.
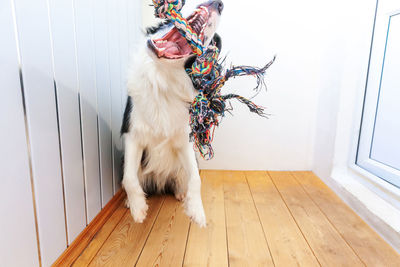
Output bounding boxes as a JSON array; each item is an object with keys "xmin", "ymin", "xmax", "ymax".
[
  {"xmin": 212, "ymin": 33, "xmax": 222, "ymax": 51},
  {"xmin": 184, "ymin": 55, "xmax": 197, "ymax": 70}
]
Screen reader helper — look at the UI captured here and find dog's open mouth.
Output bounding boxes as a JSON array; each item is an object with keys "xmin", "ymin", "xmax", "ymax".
[{"xmin": 149, "ymin": 6, "xmax": 210, "ymax": 59}]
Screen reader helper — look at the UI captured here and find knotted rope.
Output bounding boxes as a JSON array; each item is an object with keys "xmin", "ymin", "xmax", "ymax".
[
  {"xmin": 187, "ymin": 44, "xmax": 275, "ymax": 159},
  {"xmin": 152, "ymin": 0, "xmax": 204, "ymax": 55}
]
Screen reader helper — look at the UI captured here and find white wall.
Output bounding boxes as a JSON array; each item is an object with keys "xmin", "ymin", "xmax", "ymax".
[
  {"xmin": 199, "ymin": 0, "xmax": 324, "ymax": 170},
  {"xmin": 311, "ymin": 0, "xmax": 377, "ymax": 180},
  {"xmin": 142, "ymin": 0, "xmax": 338, "ymax": 170}
]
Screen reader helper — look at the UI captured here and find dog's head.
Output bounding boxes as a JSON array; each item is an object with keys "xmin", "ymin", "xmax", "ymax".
[{"xmin": 147, "ymin": 0, "xmax": 223, "ymax": 62}]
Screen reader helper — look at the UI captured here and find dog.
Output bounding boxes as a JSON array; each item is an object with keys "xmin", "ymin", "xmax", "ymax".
[{"xmin": 121, "ymin": 0, "xmax": 224, "ymax": 227}]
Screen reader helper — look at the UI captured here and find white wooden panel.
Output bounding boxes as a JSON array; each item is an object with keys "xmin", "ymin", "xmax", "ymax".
[
  {"xmin": 370, "ymin": 14, "xmax": 400, "ymax": 170},
  {"xmin": 12, "ymin": 0, "xmax": 67, "ymax": 264},
  {"xmin": 48, "ymin": 0, "xmax": 86, "ymax": 242},
  {"xmin": 94, "ymin": 0, "xmax": 114, "ymax": 205},
  {"xmin": 108, "ymin": 0, "xmax": 123, "ymax": 193},
  {"xmin": 0, "ymin": 2, "xmax": 39, "ymax": 266},
  {"xmin": 120, "ymin": 0, "xmax": 130, "ymax": 112},
  {"xmin": 73, "ymin": 0, "xmax": 102, "ymax": 223},
  {"xmin": 120, "ymin": 0, "xmax": 131, "ymax": 193}
]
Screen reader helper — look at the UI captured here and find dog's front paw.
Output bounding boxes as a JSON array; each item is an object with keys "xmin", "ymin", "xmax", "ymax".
[
  {"xmin": 184, "ymin": 197, "xmax": 206, "ymax": 227},
  {"xmin": 128, "ymin": 196, "xmax": 148, "ymax": 223}
]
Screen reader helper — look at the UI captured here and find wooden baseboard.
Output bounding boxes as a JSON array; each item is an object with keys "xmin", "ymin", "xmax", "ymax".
[{"xmin": 52, "ymin": 189, "xmax": 126, "ymax": 266}]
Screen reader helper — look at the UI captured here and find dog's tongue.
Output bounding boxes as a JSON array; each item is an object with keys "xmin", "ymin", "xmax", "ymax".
[
  {"xmin": 156, "ymin": 29, "xmax": 192, "ymax": 58},
  {"xmin": 158, "ymin": 42, "xmax": 180, "ymax": 58}
]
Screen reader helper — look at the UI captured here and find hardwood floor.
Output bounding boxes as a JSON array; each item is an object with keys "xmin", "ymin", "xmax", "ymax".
[{"xmin": 66, "ymin": 171, "xmax": 400, "ymax": 266}]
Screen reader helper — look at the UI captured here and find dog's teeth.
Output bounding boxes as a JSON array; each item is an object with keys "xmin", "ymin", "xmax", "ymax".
[{"xmin": 189, "ymin": 14, "xmax": 198, "ymax": 23}]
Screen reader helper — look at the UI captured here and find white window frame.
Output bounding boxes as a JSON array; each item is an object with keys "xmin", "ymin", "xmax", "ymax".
[
  {"xmin": 327, "ymin": 0, "xmax": 400, "ymax": 238},
  {"xmin": 356, "ymin": 6, "xmax": 400, "ymax": 188}
]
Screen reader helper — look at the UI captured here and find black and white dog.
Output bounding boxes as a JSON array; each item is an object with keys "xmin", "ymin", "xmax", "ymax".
[{"xmin": 121, "ymin": 0, "xmax": 224, "ymax": 227}]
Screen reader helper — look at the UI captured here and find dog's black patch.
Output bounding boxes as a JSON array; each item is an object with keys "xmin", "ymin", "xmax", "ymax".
[
  {"xmin": 141, "ymin": 178, "xmax": 157, "ymax": 195},
  {"xmin": 140, "ymin": 148, "xmax": 148, "ymax": 169},
  {"xmin": 120, "ymin": 96, "xmax": 132, "ymax": 184},
  {"xmin": 145, "ymin": 20, "xmax": 172, "ymax": 35},
  {"xmin": 185, "ymin": 55, "xmax": 197, "ymax": 71},
  {"xmin": 120, "ymin": 155, "xmax": 125, "ymax": 182},
  {"xmin": 163, "ymin": 179, "xmax": 177, "ymax": 195},
  {"xmin": 141, "ymin": 176, "xmax": 176, "ymax": 196},
  {"xmin": 121, "ymin": 96, "xmax": 132, "ymax": 136},
  {"xmin": 213, "ymin": 33, "xmax": 222, "ymax": 51}
]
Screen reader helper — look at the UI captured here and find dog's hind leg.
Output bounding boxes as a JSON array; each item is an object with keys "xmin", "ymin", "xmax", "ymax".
[
  {"xmin": 122, "ymin": 133, "xmax": 148, "ymax": 223},
  {"xmin": 181, "ymin": 144, "xmax": 206, "ymax": 227}
]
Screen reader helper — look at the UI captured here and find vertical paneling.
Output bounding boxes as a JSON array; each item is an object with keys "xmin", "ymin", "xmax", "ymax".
[
  {"xmin": 3, "ymin": 0, "xmax": 141, "ymax": 264},
  {"xmin": 107, "ymin": 0, "xmax": 123, "ymax": 193},
  {"xmin": 94, "ymin": 0, "xmax": 114, "ymax": 205},
  {"xmin": 73, "ymin": 0, "xmax": 102, "ymax": 223},
  {"xmin": 0, "ymin": 2, "xmax": 40, "ymax": 266},
  {"xmin": 120, "ymin": 0, "xmax": 130, "ymax": 113},
  {"xmin": 119, "ymin": 0, "xmax": 130, "ymax": 196},
  {"xmin": 47, "ymin": 0, "xmax": 86, "ymax": 243},
  {"xmin": 12, "ymin": 0, "xmax": 67, "ymax": 265}
]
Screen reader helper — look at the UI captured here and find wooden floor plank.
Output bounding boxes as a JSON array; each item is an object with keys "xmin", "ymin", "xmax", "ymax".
[
  {"xmin": 184, "ymin": 170, "xmax": 228, "ymax": 267},
  {"xmin": 223, "ymin": 171, "xmax": 274, "ymax": 267},
  {"xmin": 88, "ymin": 196, "xmax": 165, "ymax": 267},
  {"xmin": 53, "ymin": 190, "xmax": 125, "ymax": 267},
  {"xmin": 58, "ymin": 171, "xmax": 400, "ymax": 267},
  {"xmin": 136, "ymin": 196, "xmax": 191, "ymax": 267},
  {"xmin": 292, "ymin": 171, "xmax": 400, "ymax": 266},
  {"xmin": 269, "ymin": 171, "xmax": 364, "ymax": 267},
  {"xmin": 246, "ymin": 171, "xmax": 320, "ymax": 266},
  {"xmin": 73, "ymin": 201, "xmax": 127, "ymax": 266}
]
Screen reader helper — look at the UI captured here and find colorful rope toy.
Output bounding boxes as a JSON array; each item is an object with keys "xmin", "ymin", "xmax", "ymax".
[
  {"xmin": 152, "ymin": 0, "xmax": 204, "ymax": 55},
  {"xmin": 152, "ymin": 0, "xmax": 275, "ymax": 159},
  {"xmin": 187, "ymin": 44, "xmax": 275, "ymax": 159}
]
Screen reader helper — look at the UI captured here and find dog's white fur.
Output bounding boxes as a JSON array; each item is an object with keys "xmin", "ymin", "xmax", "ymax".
[{"xmin": 122, "ymin": 5, "xmax": 221, "ymax": 227}]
